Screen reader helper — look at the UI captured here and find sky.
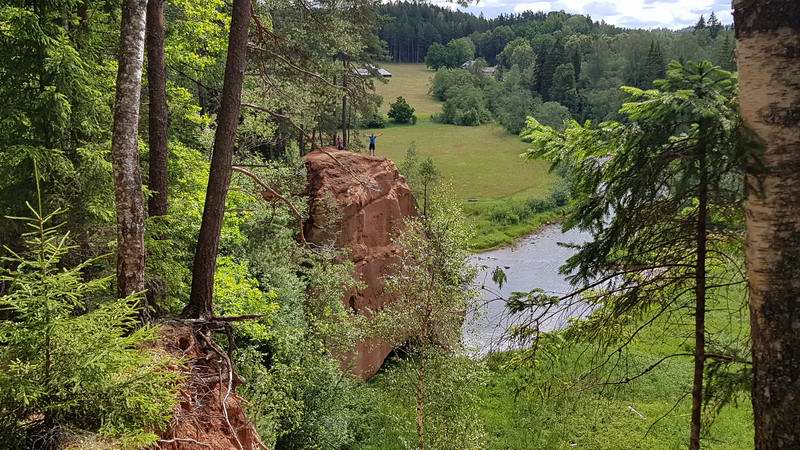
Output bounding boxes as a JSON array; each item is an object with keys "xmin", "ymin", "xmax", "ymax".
[{"xmin": 439, "ymin": 0, "xmax": 733, "ymax": 30}]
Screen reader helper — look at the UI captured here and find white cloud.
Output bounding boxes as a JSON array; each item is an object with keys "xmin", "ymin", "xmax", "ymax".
[
  {"xmin": 512, "ymin": 1, "xmax": 552, "ymax": 13},
  {"xmin": 466, "ymin": 0, "xmax": 733, "ymax": 29}
]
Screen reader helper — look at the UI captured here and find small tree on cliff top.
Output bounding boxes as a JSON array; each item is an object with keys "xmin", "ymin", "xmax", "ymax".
[{"xmin": 520, "ymin": 61, "xmax": 747, "ymax": 449}]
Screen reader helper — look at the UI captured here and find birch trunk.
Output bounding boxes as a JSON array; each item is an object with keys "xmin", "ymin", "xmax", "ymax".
[
  {"xmin": 111, "ymin": 0, "xmax": 148, "ymax": 319},
  {"xmin": 734, "ymin": 1, "xmax": 800, "ymax": 448}
]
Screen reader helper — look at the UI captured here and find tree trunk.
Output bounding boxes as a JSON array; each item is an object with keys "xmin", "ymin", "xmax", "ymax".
[
  {"xmin": 185, "ymin": 0, "xmax": 251, "ymax": 319},
  {"xmin": 146, "ymin": 0, "xmax": 168, "ymax": 217},
  {"xmin": 416, "ymin": 354, "xmax": 426, "ymax": 450},
  {"xmin": 111, "ymin": 0, "xmax": 148, "ymax": 320},
  {"xmin": 689, "ymin": 143, "xmax": 708, "ymax": 450},
  {"xmin": 734, "ymin": 1, "xmax": 800, "ymax": 448},
  {"xmin": 341, "ymin": 59, "xmax": 348, "ymax": 148}
]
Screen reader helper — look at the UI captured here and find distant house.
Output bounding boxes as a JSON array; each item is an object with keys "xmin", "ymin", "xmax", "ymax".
[
  {"xmin": 461, "ymin": 60, "xmax": 496, "ymax": 77},
  {"xmin": 354, "ymin": 64, "xmax": 392, "ymax": 78}
]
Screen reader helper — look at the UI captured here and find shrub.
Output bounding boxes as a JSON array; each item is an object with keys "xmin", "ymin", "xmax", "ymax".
[
  {"xmin": 0, "ymin": 198, "xmax": 179, "ymax": 448},
  {"xmin": 488, "ymin": 185, "xmax": 570, "ymax": 226},
  {"xmin": 552, "ymin": 183, "xmax": 570, "ymax": 207},
  {"xmin": 362, "ymin": 112, "xmax": 386, "ymax": 128},
  {"xmin": 440, "ymin": 85, "xmax": 491, "ymax": 126},
  {"xmin": 430, "ymin": 68, "xmax": 481, "ymax": 101},
  {"xmin": 525, "ymin": 197, "xmax": 555, "ymax": 214},
  {"xmin": 489, "ymin": 206, "xmax": 520, "ymax": 225},
  {"xmin": 388, "ymin": 96, "xmax": 415, "ymax": 124}
]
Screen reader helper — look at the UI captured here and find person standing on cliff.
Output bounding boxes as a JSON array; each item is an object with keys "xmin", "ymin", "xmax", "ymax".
[{"xmin": 368, "ymin": 132, "xmax": 381, "ymax": 156}]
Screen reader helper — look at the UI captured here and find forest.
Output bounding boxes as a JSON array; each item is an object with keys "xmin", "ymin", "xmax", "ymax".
[{"xmin": 0, "ymin": 0, "xmax": 799, "ymax": 449}]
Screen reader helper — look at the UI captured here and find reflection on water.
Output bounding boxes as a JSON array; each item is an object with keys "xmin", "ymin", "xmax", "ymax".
[{"xmin": 464, "ymin": 224, "xmax": 593, "ymax": 354}]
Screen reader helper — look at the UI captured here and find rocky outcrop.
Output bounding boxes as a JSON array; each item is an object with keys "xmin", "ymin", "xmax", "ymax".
[{"xmin": 304, "ymin": 148, "xmax": 416, "ymax": 380}]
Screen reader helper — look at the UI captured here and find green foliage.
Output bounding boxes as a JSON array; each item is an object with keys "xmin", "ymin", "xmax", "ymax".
[
  {"xmin": 487, "ymin": 182, "xmax": 569, "ymax": 226},
  {"xmin": 473, "ymin": 292, "xmax": 753, "ymax": 449},
  {"xmin": 360, "ymin": 355, "xmax": 487, "ymax": 450},
  {"xmin": 429, "ymin": 68, "xmax": 481, "ymax": 101},
  {"xmin": 437, "ymin": 85, "xmax": 492, "ymax": 126},
  {"xmin": 520, "ymin": 61, "xmax": 748, "ymax": 442},
  {"xmin": 0, "ymin": 195, "xmax": 178, "ymax": 448},
  {"xmin": 549, "ymin": 63, "xmax": 579, "ymax": 112},
  {"xmin": 446, "ymin": 37, "xmax": 476, "ymax": 68},
  {"xmin": 496, "ymin": 87, "xmax": 537, "ymax": 134},
  {"xmin": 387, "ymin": 96, "xmax": 416, "ymax": 124},
  {"xmin": 0, "ymin": 2, "xmax": 119, "ymax": 244},
  {"xmin": 364, "ymin": 186, "xmax": 485, "ymax": 449},
  {"xmin": 424, "ymin": 42, "xmax": 450, "ymax": 70},
  {"xmin": 529, "ymin": 101, "xmax": 571, "ymax": 130},
  {"xmin": 424, "ymin": 37, "xmax": 475, "ymax": 69},
  {"xmin": 362, "ymin": 112, "xmax": 387, "ymax": 128}
]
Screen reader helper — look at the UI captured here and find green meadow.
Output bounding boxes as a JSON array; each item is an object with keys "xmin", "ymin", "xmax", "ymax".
[{"xmin": 365, "ymin": 63, "xmax": 561, "ymax": 250}]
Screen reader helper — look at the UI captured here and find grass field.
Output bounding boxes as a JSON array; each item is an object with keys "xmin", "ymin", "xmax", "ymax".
[
  {"xmin": 366, "ymin": 121, "xmax": 554, "ymax": 201},
  {"xmin": 373, "ymin": 63, "xmax": 442, "ymax": 118},
  {"xmin": 365, "ymin": 64, "xmax": 559, "ymax": 249}
]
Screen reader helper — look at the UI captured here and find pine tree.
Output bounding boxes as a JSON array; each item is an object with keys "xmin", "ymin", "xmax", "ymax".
[
  {"xmin": 536, "ymin": 40, "xmax": 566, "ymax": 100},
  {"xmin": 187, "ymin": 0, "xmax": 252, "ymax": 318},
  {"xmin": 643, "ymin": 41, "xmax": 666, "ymax": 87},
  {"xmin": 716, "ymin": 34, "xmax": 736, "ymax": 71},
  {"xmin": 707, "ymin": 11, "xmax": 723, "ymax": 39},
  {"xmin": 695, "ymin": 14, "xmax": 706, "ymax": 31},
  {"xmin": 550, "ymin": 63, "xmax": 579, "ymax": 112},
  {"xmin": 522, "ymin": 61, "xmax": 743, "ymax": 450},
  {"xmin": 0, "ymin": 171, "xmax": 178, "ymax": 446},
  {"xmin": 572, "ymin": 46, "xmax": 582, "ymax": 82}
]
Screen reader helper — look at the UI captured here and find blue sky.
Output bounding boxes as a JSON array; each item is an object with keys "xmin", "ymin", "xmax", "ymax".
[{"xmin": 439, "ymin": 0, "xmax": 733, "ymax": 30}]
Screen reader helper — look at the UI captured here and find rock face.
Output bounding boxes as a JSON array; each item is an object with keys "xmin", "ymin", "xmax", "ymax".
[{"xmin": 304, "ymin": 148, "xmax": 416, "ymax": 379}]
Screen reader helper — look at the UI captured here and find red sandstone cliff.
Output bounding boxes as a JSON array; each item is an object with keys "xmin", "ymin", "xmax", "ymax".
[{"xmin": 304, "ymin": 148, "xmax": 416, "ymax": 379}]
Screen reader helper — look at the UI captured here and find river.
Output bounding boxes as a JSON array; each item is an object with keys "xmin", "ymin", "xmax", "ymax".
[{"xmin": 464, "ymin": 224, "xmax": 593, "ymax": 354}]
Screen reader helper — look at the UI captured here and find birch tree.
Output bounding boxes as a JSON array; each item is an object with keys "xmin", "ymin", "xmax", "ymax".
[
  {"xmin": 733, "ymin": 1, "xmax": 800, "ymax": 447},
  {"xmin": 111, "ymin": 0, "xmax": 149, "ymax": 318}
]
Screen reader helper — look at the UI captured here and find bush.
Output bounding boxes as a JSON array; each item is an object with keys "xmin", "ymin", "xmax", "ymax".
[
  {"xmin": 430, "ymin": 68, "xmax": 481, "ymax": 101},
  {"xmin": 525, "ymin": 197, "xmax": 555, "ymax": 213},
  {"xmin": 489, "ymin": 206, "xmax": 521, "ymax": 225},
  {"xmin": 440, "ymin": 85, "xmax": 491, "ymax": 126},
  {"xmin": 0, "ymin": 201, "xmax": 179, "ymax": 448},
  {"xmin": 552, "ymin": 183, "xmax": 570, "ymax": 207},
  {"xmin": 362, "ymin": 112, "xmax": 386, "ymax": 128},
  {"xmin": 388, "ymin": 96, "xmax": 415, "ymax": 124},
  {"xmin": 488, "ymin": 186, "xmax": 570, "ymax": 226}
]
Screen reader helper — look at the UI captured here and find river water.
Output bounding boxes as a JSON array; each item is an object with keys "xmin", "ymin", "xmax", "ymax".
[{"xmin": 464, "ymin": 224, "xmax": 593, "ymax": 354}]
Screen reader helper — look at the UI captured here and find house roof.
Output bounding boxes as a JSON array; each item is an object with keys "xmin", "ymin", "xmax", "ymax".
[{"xmin": 354, "ymin": 65, "xmax": 392, "ymax": 77}]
